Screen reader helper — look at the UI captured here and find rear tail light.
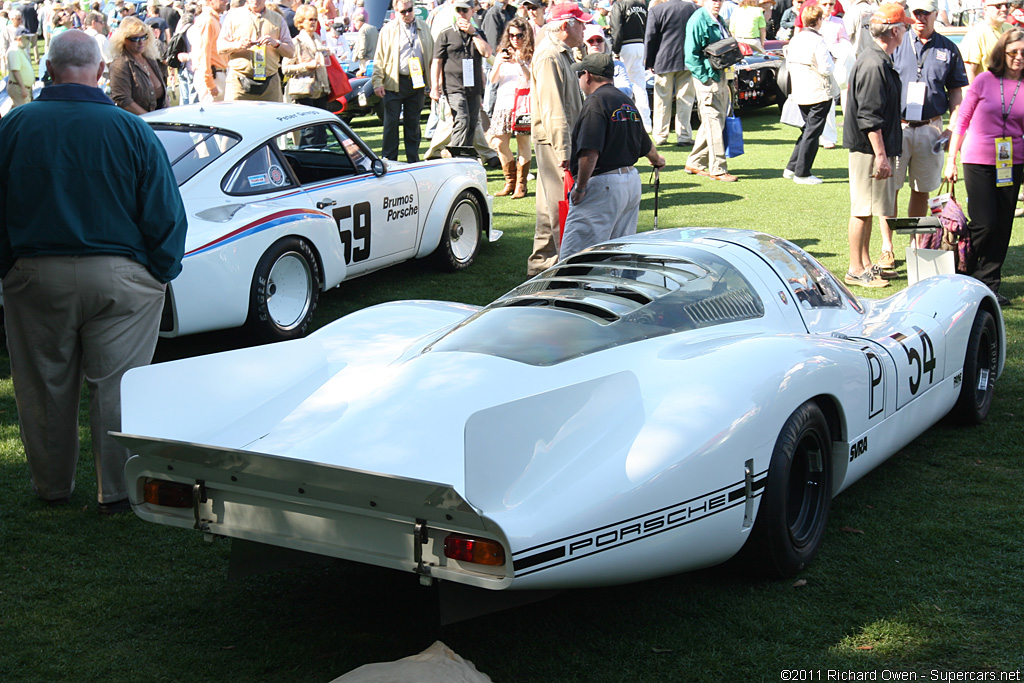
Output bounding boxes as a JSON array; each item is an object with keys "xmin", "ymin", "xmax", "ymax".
[
  {"xmin": 443, "ymin": 534, "xmax": 506, "ymax": 566},
  {"xmin": 143, "ymin": 479, "xmax": 194, "ymax": 508}
]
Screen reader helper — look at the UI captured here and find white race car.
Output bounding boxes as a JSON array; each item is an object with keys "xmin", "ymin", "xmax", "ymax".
[
  {"xmin": 116, "ymin": 229, "xmax": 1004, "ymax": 591},
  {"xmin": 144, "ymin": 102, "xmax": 496, "ymax": 341}
]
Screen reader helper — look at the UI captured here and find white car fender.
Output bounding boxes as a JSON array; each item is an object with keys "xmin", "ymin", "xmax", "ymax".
[{"xmin": 414, "ymin": 170, "xmax": 491, "ymax": 260}]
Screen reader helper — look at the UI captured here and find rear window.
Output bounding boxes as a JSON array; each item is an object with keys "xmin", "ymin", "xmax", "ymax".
[
  {"xmin": 150, "ymin": 124, "xmax": 240, "ymax": 186},
  {"xmin": 426, "ymin": 247, "xmax": 764, "ymax": 366}
]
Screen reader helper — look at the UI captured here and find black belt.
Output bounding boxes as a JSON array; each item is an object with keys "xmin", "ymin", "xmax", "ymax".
[
  {"xmin": 212, "ymin": 66, "xmax": 224, "ymax": 75},
  {"xmin": 902, "ymin": 116, "xmax": 941, "ymax": 128}
]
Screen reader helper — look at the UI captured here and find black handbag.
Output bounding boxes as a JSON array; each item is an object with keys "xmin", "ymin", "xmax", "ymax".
[{"xmin": 704, "ymin": 37, "xmax": 743, "ymax": 70}]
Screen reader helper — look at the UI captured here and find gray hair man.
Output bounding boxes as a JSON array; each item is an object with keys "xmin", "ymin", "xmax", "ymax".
[{"xmin": 0, "ymin": 30, "xmax": 187, "ymax": 514}]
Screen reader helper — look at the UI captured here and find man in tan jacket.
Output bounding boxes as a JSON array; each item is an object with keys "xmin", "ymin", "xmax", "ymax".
[
  {"xmin": 528, "ymin": 2, "xmax": 587, "ymax": 276},
  {"xmin": 373, "ymin": 0, "xmax": 434, "ymax": 162}
]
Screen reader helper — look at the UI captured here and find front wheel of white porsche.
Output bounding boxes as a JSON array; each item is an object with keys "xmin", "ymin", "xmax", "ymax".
[
  {"xmin": 743, "ymin": 401, "xmax": 833, "ymax": 578},
  {"xmin": 432, "ymin": 190, "xmax": 482, "ymax": 271},
  {"xmin": 247, "ymin": 237, "xmax": 321, "ymax": 343}
]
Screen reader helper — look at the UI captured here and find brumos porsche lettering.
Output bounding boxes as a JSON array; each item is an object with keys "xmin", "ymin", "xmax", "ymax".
[
  {"xmin": 512, "ymin": 474, "xmax": 767, "ymax": 577},
  {"xmin": 383, "ymin": 194, "xmax": 418, "ymax": 221}
]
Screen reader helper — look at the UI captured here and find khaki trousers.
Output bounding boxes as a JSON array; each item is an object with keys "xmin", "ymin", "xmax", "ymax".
[
  {"xmin": 687, "ymin": 77, "xmax": 730, "ymax": 177},
  {"xmin": 653, "ymin": 70, "xmax": 694, "ymax": 145},
  {"xmin": 3, "ymin": 255, "xmax": 165, "ymax": 503},
  {"xmin": 528, "ymin": 142, "xmax": 564, "ymax": 276}
]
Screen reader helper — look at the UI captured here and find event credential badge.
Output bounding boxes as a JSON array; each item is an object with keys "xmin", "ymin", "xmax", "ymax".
[
  {"xmin": 995, "ymin": 137, "xmax": 1013, "ymax": 187},
  {"xmin": 462, "ymin": 58, "xmax": 474, "ymax": 88},
  {"xmin": 409, "ymin": 56, "xmax": 425, "ymax": 89},
  {"xmin": 253, "ymin": 45, "xmax": 267, "ymax": 80}
]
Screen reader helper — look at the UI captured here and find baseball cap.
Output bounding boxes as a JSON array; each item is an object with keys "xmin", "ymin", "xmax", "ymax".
[
  {"xmin": 549, "ymin": 2, "xmax": 593, "ymax": 21},
  {"xmin": 907, "ymin": 0, "xmax": 938, "ymax": 12},
  {"xmin": 871, "ymin": 2, "xmax": 914, "ymax": 24},
  {"xmin": 452, "ymin": 0, "xmax": 473, "ymax": 8},
  {"xmin": 584, "ymin": 24, "xmax": 605, "ymax": 42},
  {"xmin": 573, "ymin": 52, "xmax": 614, "ymax": 78}
]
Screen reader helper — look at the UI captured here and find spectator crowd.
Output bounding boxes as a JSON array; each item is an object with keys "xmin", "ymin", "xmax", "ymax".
[{"xmin": 1, "ymin": 0, "xmax": 1020, "ymax": 295}]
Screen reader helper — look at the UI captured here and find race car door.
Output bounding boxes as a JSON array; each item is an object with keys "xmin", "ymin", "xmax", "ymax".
[{"xmin": 272, "ymin": 122, "xmax": 419, "ymax": 276}]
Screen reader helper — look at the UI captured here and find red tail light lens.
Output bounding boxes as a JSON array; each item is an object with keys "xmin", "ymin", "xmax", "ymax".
[
  {"xmin": 143, "ymin": 479, "xmax": 193, "ymax": 508},
  {"xmin": 443, "ymin": 534, "xmax": 506, "ymax": 566}
]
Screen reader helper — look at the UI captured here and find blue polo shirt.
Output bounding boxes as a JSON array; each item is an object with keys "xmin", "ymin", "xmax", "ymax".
[{"xmin": 892, "ymin": 29, "xmax": 969, "ymax": 122}]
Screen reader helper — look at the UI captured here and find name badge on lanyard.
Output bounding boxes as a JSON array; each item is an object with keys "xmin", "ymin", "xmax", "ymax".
[
  {"xmin": 410, "ymin": 56, "xmax": 425, "ymax": 89},
  {"xmin": 905, "ymin": 81, "xmax": 926, "ymax": 122},
  {"xmin": 996, "ymin": 137, "xmax": 1013, "ymax": 186},
  {"xmin": 253, "ymin": 45, "xmax": 267, "ymax": 80},
  {"xmin": 462, "ymin": 58, "xmax": 475, "ymax": 88}
]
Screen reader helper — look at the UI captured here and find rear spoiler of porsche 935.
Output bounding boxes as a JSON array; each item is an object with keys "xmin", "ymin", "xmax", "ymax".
[{"xmin": 114, "ymin": 434, "xmax": 513, "ymax": 590}]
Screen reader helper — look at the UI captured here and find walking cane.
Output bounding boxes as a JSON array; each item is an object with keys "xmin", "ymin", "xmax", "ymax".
[{"xmin": 653, "ymin": 166, "xmax": 661, "ymax": 231}]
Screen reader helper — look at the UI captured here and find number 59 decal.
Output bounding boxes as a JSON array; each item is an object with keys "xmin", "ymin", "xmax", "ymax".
[
  {"xmin": 890, "ymin": 326, "xmax": 936, "ymax": 396},
  {"xmin": 333, "ymin": 201, "xmax": 372, "ymax": 265}
]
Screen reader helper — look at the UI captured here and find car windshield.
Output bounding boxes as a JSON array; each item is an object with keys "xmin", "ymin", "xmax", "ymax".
[
  {"xmin": 426, "ymin": 247, "xmax": 764, "ymax": 366},
  {"xmin": 150, "ymin": 124, "xmax": 240, "ymax": 186}
]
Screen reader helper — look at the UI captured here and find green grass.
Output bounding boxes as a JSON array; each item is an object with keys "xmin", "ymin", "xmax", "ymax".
[{"xmin": 1, "ymin": 109, "xmax": 1022, "ymax": 682}]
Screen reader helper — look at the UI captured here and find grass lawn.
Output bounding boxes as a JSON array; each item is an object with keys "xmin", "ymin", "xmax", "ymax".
[{"xmin": 0, "ymin": 108, "xmax": 1021, "ymax": 682}]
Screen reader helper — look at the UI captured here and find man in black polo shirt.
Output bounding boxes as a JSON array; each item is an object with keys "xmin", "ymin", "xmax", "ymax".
[
  {"xmin": 561, "ymin": 53, "xmax": 666, "ymax": 260},
  {"xmin": 430, "ymin": 0, "xmax": 493, "ymax": 147},
  {"xmin": 883, "ymin": 0, "xmax": 967, "ymax": 261}
]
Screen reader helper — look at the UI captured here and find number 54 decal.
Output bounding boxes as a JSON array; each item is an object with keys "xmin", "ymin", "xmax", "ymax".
[
  {"xmin": 332, "ymin": 201, "xmax": 371, "ymax": 264},
  {"xmin": 890, "ymin": 326, "xmax": 936, "ymax": 396}
]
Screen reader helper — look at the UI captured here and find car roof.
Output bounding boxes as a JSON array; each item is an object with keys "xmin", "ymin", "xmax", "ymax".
[{"xmin": 143, "ymin": 102, "xmax": 339, "ymax": 141}]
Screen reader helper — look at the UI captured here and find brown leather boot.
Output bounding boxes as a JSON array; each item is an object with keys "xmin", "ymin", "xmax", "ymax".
[
  {"xmin": 512, "ymin": 160, "xmax": 529, "ymax": 199},
  {"xmin": 495, "ymin": 161, "xmax": 516, "ymax": 196}
]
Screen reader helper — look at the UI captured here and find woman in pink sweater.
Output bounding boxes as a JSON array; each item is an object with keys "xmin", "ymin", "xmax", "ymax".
[{"xmin": 943, "ymin": 28, "xmax": 1024, "ymax": 308}]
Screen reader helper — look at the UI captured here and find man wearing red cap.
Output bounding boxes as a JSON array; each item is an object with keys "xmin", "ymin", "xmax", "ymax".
[
  {"xmin": 527, "ymin": 1, "xmax": 587, "ymax": 276},
  {"xmin": 842, "ymin": 2, "xmax": 911, "ymax": 288}
]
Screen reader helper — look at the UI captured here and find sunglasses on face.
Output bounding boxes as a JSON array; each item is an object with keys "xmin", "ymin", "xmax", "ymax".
[
  {"xmin": 456, "ymin": 7, "xmax": 471, "ymax": 13},
  {"xmin": 398, "ymin": 6, "xmax": 413, "ymax": 13},
  {"xmin": 508, "ymin": 31, "xmax": 523, "ymax": 37},
  {"xmin": 587, "ymin": 36, "xmax": 604, "ymax": 43},
  {"xmin": 912, "ymin": 9, "xmax": 933, "ymax": 17},
  {"xmin": 1007, "ymin": 49, "xmax": 1024, "ymax": 56},
  {"xmin": 988, "ymin": 2, "xmax": 1009, "ymax": 8},
  {"xmin": 127, "ymin": 35, "xmax": 148, "ymax": 42}
]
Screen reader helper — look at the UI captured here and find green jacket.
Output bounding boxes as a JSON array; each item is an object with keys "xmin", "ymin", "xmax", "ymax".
[
  {"xmin": 0, "ymin": 84, "xmax": 187, "ymax": 283},
  {"xmin": 684, "ymin": 8, "xmax": 723, "ymax": 85}
]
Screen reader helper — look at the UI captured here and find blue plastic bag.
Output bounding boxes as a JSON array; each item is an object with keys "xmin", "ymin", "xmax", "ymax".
[{"xmin": 724, "ymin": 114, "xmax": 744, "ymax": 158}]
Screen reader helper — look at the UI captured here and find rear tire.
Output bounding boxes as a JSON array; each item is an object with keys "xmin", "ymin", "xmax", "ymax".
[
  {"xmin": 432, "ymin": 190, "xmax": 482, "ymax": 271},
  {"xmin": 743, "ymin": 401, "xmax": 833, "ymax": 578},
  {"xmin": 949, "ymin": 309, "xmax": 998, "ymax": 425},
  {"xmin": 247, "ymin": 237, "xmax": 321, "ymax": 342}
]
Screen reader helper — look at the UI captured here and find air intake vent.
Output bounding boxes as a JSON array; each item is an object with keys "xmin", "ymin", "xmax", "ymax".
[{"xmin": 684, "ymin": 289, "xmax": 762, "ymax": 325}]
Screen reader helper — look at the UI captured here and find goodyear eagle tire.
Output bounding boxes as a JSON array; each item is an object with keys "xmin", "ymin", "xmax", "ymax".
[
  {"xmin": 432, "ymin": 190, "xmax": 482, "ymax": 271},
  {"xmin": 950, "ymin": 308, "xmax": 998, "ymax": 426},
  {"xmin": 247, "ymin": 237, "xmax": 321, "ymax": 343},
  {"xmin": 745, "ymin": 401, "xmax": 832, "ymax": 578}
]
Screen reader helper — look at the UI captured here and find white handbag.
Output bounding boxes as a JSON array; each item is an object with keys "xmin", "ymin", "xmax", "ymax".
[
  {"xmin": 780, "ymin": 95, "xmax": 805, "ymax": 128},
  {"xmin": 287, "ymin": 75, "xmax": 315, "ymax": 97}
]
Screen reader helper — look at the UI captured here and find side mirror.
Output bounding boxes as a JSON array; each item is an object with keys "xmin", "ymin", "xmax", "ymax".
[{"xmin": 372, "ymin": 158, "xmax": 387, "ymax": 177}]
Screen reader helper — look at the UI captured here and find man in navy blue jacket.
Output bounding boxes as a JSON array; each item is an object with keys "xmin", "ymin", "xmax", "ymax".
[{"xmin": 645, "ymin": 0, "xmax": 698, "ymax": 146}]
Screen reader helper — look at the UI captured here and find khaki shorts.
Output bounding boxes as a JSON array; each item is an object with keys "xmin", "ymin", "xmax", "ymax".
[
  {"xmin": 893, "ymin": 118, "xmax": 945, "ymax": 194},
  {"xmin": 849, "ymin": 151, "xmax": 898, "ymax": 217}
]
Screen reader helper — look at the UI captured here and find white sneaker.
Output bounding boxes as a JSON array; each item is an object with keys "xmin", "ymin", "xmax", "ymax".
[
  {"xmin": 783, "ymin": 169, "xmax": 795, "ymax": 179},
  {"xmin": 794, "ymin": 175, "xmax": 823, "ymax": 185}
]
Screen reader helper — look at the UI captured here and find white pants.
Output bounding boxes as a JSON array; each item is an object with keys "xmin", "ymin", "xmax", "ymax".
[
  {"xmin": 618, "ymin": 43, "xmax": 652, "ymax": 132},
  {"xmin": 195, "ymin": 70, "xmax": 226, "ymax": 104},
  {"xmin": 560, "ymin": 167, "xmax": 642, "ymax": 260}
]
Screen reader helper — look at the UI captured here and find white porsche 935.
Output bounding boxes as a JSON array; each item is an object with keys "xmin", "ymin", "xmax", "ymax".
[
  {"xmin": 116, "ymin": 228, "xmax": 1004, "ymax": 590},
  {"xmin": 144, "ymin": 102, "xmax": 496, "ymax": 341}
]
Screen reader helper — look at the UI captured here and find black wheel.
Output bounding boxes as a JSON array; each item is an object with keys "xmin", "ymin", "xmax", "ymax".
[
  {"xmin": 247, "ymin": 237, "xmax": 321, "ymax": 342},
  {"xmin": 743, "ymin": 401, "xmax": 833, "ymax": 578},
  {"xmin": 949, "ymin": 309, "xmax": 999, "ymax": 425},
  {"xmin": 432, "ymin": 190, "xmax": 482, "ymax": 271}
]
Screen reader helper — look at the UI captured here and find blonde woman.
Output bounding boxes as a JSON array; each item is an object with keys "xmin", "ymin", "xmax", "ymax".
[
  {"xmin": 109, "ymin": 15, "xmax": 167, "ymax": 114},
  {"xmin": 282, "ymin": 4, "xmax": 331, "ymax": 111},
  {"xmin": 486, "ymin": 17, "xmax": 533, "ymax": 198}
]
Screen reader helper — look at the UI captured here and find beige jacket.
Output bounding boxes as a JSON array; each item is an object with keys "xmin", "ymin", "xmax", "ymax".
[
  {"xmin": 282, "ymin": 31, "xmax": 331, "ymax": 98},
  {"xmin": 372, "ymin": 17, "xmax": 434, "ymax": 93},
  {"xmin": 530, "ymin": 29, "xmax": 583, "ymax": 160}
]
